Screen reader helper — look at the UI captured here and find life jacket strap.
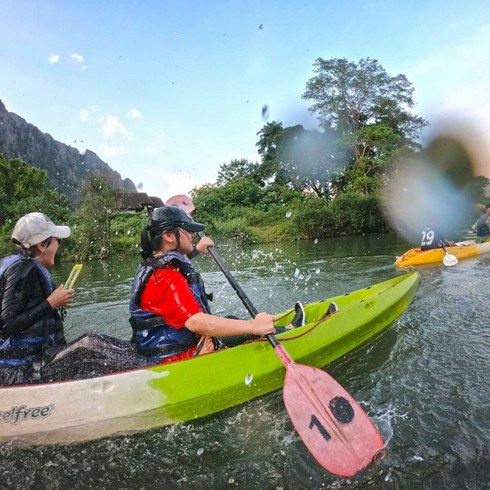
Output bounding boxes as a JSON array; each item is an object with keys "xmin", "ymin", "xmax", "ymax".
[{"xmin": 0, "ymin": 345, "xmax": 40, "ymax": 358}]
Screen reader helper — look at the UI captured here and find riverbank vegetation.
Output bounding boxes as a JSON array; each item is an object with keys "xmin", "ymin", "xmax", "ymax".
[{"xmin": 1, "ymin": 58, "xmax": 488, "ymax": 260}]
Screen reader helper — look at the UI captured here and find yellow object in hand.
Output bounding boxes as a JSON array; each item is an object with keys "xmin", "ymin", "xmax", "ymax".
[{"xmin": 65, "ymin": 264, "xmax": 83, "ymax": 289}]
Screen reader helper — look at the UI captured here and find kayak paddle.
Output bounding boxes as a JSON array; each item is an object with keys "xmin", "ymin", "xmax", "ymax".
[
  {"xmin": 440, "ymin": 243, "xmax": 458, "ymax": 267},
  {"xmin": 165, "ymin": 194, "xmax": 386, "ymax": 477}
]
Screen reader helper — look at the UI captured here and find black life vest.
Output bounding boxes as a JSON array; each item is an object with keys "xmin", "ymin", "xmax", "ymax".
[
  {"xmin": 476, "ymin": 213, "xmax": 490, "ymax": 237},
  {"xmin": 0, "ymin": 255, "xmax": 64, "ymax": 366},
  {"xmin": 420, "ymin": 226, "xmax": 446, "ymax": 251}
]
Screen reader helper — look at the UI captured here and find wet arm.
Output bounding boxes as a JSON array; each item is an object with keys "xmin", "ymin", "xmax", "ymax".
[{"xmin": 186, "ymin": 311, "xmax": 275, "ymax": 337}]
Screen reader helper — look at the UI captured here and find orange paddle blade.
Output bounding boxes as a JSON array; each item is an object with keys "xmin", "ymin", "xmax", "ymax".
[{"xmin": 283, "ymin": 362, "xmax": 385, "ymax": 477}]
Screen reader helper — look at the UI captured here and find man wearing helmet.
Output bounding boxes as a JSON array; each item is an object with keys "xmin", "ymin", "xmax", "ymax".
[{"xmin": 129, "ymin": 206, "xmax": 276, "ymax": 363}]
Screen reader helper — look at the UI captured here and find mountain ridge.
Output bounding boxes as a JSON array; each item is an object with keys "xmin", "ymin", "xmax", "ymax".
[{"xmin": 0, "ymin": 99, "xmax": 136, "ymax": 203}]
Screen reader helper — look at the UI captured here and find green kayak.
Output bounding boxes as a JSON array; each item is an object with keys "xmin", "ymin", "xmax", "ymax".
[{"xmin": 0, "ymin": 272, "xmax": 419, "ymax": 445}]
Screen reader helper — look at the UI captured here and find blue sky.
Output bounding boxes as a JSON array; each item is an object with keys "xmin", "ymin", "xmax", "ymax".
[{"xmin": 1, "ymin": 0, "xmax": 489, "ymax": 201}]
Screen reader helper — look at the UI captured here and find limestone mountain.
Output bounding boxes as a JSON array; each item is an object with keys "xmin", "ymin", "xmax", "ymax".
[{"xmin": 0, "ymin": 99, "xmax": 136, "ymax": 203}]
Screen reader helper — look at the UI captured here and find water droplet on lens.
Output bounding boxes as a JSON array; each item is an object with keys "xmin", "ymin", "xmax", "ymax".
[{"xmin": 261, "ymin": 105, "xmax": 269, "ymax": 121}]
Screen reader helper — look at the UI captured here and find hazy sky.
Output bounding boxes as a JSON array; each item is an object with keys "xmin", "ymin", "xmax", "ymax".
[{"xmin": 1, "ymin": 0, "xmax": 489, "ymax": 200}]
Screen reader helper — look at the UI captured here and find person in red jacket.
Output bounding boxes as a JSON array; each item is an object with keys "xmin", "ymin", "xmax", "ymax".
[{"xmin": 129, "ymin": 206, "xmax": 276, "ymax": 363}]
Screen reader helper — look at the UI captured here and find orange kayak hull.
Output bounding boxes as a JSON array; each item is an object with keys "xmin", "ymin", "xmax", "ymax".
[{"xmin": 395, "ymin": 242, "xmax": 490, "ymax": 267}]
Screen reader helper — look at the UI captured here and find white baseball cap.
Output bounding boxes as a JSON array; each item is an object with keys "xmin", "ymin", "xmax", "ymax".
[{"xmin": 11, "ymin": 212, "xmax": 71, "ymax": 249}]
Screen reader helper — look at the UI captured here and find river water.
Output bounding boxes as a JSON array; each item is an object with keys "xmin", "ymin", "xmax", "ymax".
[{"xmin": 1, "ymin": 233, "xmax": 489, "ymax": 489}]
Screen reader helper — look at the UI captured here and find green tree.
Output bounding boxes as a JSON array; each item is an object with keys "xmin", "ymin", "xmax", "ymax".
[
  {"xmin": 256, "ymin": 121, "xmax": 288, "ymax": 185},
  {"xmin": 303, "ymin": 57, "xmax": 427, "ymax": 143},
  {"xmin": 0, "ymin": 153, "xmax": 72, "ymax": 255},
  {"xmin": 302, "ymin": 58, "xmax": 427, "ymax": 196},
  {"xmin": 192, "ymin": 179, "xmax": 264, "ymax": 222},
  {"xmin": 216, "ymin": 159, "xmax": 263, "ymax": 186},
  {"xmin": 256, "ymin": 122, "xmax": 341, "ymax": 198},
  {"xmin": 341, "ymin": 122, "xmax": 404, "ymax": 195},
  {"xmin": 73, "ymin": 177, "xmax": 117, "ymax": 260},
  {"xmin": 0, "ymin": 154, "xmax": 49, "ymax": 221}
]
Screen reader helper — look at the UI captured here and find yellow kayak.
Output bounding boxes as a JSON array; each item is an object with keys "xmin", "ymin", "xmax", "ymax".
[{"xmin": 395, "ymin": 241, "xmax": 490, "ymax": 267}]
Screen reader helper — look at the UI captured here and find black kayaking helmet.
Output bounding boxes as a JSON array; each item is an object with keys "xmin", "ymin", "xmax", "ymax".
[
  {"xmin": 148, "ymin": 206, "xmax": 205, "ymax": 234},
  {"xmin": 140, "ymin": 206, "xmax": 205, "ymax": 259}
]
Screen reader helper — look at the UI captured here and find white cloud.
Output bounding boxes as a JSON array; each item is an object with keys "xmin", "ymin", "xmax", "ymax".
[
  {"xmin": 127, "ymin": 108, "xmax": 143, "ymax": 120},
  {"xmin": 98, "ymin": 143, "xmax": 126, "ymax": 157},
  {"xmin": 70, "ymin": 52, "xmax": 87, "ymax": 70},
  {"xmin": 48, "ymin": 54, "xmax": 60, "ymax": 64},
  {"xmin": 70, "ymin": 52, "xmax": 84, "ymax": 64},
  {"xmin": 145, "ymin": 142, "xmax": 158, "ymax": 156},
  {"xmin": 145, "ymin": 131, "xmax": 165, "ymax": 155},
  {"xmin": 79, "ymin": 106, "xmax": 99, "ymax": 123},
  {"xmin": 100, "ymin": 114, "xmax": 129, "ymax": 138},
  {"xmin": 79, "ymin": 109, "xmax": 89, "ymax": 123},
  {"xmin": 142, "ymin": 168, "xmax": 206, "ymax": 200}
]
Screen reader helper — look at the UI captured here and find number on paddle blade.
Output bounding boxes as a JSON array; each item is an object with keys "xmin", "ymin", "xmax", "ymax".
[{"xmin": 283, "ymin": 363, "xmax": 385, "ymax": 477}]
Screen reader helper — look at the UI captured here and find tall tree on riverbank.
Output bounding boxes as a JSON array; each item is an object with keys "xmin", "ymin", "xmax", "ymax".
[
  {"xmin": 0, "ymin": 154, "xmax": 71, "ymax": 254},
  {"xmin": 256, "ymin": 122, "xmax": 341, "ymax": 198},
  {"xmin": 303, "ymin": 57, "xmax": 428, "ymax": 195},
  {"xmin": 216, "ymin": 158, "xmax": 263, "ymax": 186},
  {"xmin": 74, "ymin": 177, "xmax": 117, "ymax": 260}
]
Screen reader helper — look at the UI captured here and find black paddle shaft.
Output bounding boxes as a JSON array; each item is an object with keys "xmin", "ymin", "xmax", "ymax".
[{"xmin": 198, "ymin": 232, "xmax": 280, "ymax": 348}]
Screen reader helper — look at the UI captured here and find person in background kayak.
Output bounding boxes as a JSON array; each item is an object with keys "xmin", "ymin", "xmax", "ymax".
[
  {"xmin": 420, "ymin": 225, "xmax": 456, "ymax": 251},
  {"xmin": 0, "ymin": 213, "xmax": 74, "ymax": 385},
  {"xmin": 129, "ymin": 206, "xmax": 276, "ymax": 364},
  {"xmin": 471, "ymin": 203, "xmax": 490, "ymax": 239}
]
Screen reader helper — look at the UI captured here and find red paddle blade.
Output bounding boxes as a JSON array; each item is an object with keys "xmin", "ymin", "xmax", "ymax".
[
  {"xmin": 283, "ymin": 363, "xmax": 385, "ymax": 477},
  {"xmin": 165, "ymin": 194, "xmax": 195, "ymax": 214}
]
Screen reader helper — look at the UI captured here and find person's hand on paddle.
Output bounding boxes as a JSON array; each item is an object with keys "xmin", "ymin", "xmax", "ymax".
[
  {"xmin": 195, "ymin": 236, "xmax": 214, "ymax": 254},
  {"xmin": 249, "ymin": 312, "xmax": 276, "ymax": 336},
  {"xmin": 47, "ymin": 285, "xmax": 75, "ymax": 309}
]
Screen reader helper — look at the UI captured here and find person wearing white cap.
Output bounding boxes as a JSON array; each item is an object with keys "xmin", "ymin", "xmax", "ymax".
[{"xmin": 0, "ymin": 212, "xmax": 74, "ymax": 385}]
